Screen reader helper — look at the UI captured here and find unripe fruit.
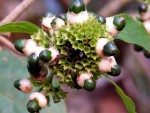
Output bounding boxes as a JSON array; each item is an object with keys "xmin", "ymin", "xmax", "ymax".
[
  {"xmin": 28, "ymin": 53, "xmax": 39, "ymax": 66},
  {"xmin": 29, "ymin": 92, "xmax": 47, "ymax": 109},
  {"xmin": 106, "ymin": 17, "xmax": 119, "ymax": 36},
  {"xmin": 69, "ymin": 0, "xmax": 86, "ymax": 14},
  {"xmin": 35, "ymin": 46, "xmax": 45, "ymax": 56},
  {"xmin": 27, "ymin": 100, "xmax": 41, "ymax": 113},
  {"xmin": 143, "ymin": 49, "xmax": 150, "ymax": 58},
  {"xmin": 113, "ymin": 16, "xmax": 126, "ymax": 31},
  {"xmin": 98, "ymin": 56, "xmax": 117, "ymax": 72},
  {"xmin": 51, "ymin": 18, "xmax": 65, "ymax": 31},
  {"xmin": 23, "ymin": 39, "xmax": 37, "ymax": 56},
  {"xmin": 108, "ymin": 65, "xmax": 121, "ymax": 76},
  {"xmin": 138, "ymin": 3, "xmax": 148, "ymax": 13},
  {"xmin": 84, "ymin": 78, "xmax": 96, "ymax": 91},
  {"xmin": 77, "ymin": 72, "xmax": 93, "ymax": 87},
  {"xmin": 97, "ymin": 15, "xmax": 106, "ymax": 24},
  {"xmin": 41, "ymin": 15, "xmax": 55, "ymax": 30},
  {"xmin": 14, "ymin": 79, "xmax": 32, "ymax": 93},
  {"xmin": 14, "ymin": 39, "xmax": 26, "ymax": 53},
  {"xmin": 39, "ymin": 50, "xmax": 52, "ymax": 63},
  {"xmin": 133, "ymin": 44, "xmax": 143, "ymax": 52},
  {"xmin": 58, "ymin": 13, "xmax": 67, "ymax": 22},
  {"xmin": 103, "ymin": 42, "xmax": 119, "ymax": 56},
  {"xmin": 48, "ymin": 47, "xmax": 59, "ymax": 64}
]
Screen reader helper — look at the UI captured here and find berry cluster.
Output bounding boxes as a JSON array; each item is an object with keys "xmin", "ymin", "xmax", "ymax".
[
  {"xmin": 13, "ymin": 0, "xmax": 126, "ymax": 113},
  {"xmin": 134, "ymin": 3, "xmax": 150, "ymax": 58}
]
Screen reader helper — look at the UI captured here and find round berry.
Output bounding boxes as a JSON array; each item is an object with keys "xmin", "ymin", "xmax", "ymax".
[
  {"xmin": 84, "ymin": 78, "xmax": 96, "ymax": 91},
  {"xmin": 27, "ymin": 64, "xmax": 41, "ymax": 76},
  {"xmin": 14, "ymin": 39, "xmax": 26, "ymax": 53},
  {"xmin": 143, "ymin": 49, "xmax": 150, "ymax": 58},
  {"xmin": 58, "ymin": 13, "xmax": 67, "ymax": 22},
  {"xmin": 108, "ymin": 65, "xmax": 121, "ymax": 76},
  {"xmin": 69, "ymin": 0, "xmax": 86, "ymax": 14},
  {"xmin": 27, "ymin": 100, "xmax": 41, "ymax": 113},
  {"xmin": 14, "ymin": 79, "xmax": 20, "ymax": 90},
  {"xmin": 39, "ymin": 50, "xmax": 52, "ymax": 63},
  {"xmin": 28, "ymin": 53, "xmax": 39, "ymax": 66},
  {"xmin": 113, "ymin": 16, "xmax": 126, "ymax": 31},
  {"xmin": 133, "ymin": 44, "xmax": 143, "ymax": 52},
  {"xmin": 97, "ymin": 15, "xmax": 106, "ymax": 24},
  {"xmin": 103, "ymin": 42, "xmax": 119, "ymax": 56},
  {"xmin": 138, "ymin": 3, "xmax": 148, "ymax": 13}
]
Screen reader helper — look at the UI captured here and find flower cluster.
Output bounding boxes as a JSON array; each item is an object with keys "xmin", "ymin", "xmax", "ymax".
[
  {"xmin": 134, "ymin": 3, "xmax": 150, "ymax": 58},
  {"xmin": 13, "ymin": 0, "xmax": 126, "ymax": 113}
]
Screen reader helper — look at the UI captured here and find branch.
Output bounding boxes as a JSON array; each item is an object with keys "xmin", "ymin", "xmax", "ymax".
[
  {"xmin": 98, "ymin": 0, "xmax": 132, "ymax": 17},
  {"xmin": 0, "ymin": 0, "xmax": 36, "ymax": 25}
]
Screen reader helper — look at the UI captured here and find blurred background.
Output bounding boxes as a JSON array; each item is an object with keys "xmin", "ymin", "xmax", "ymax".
[{"xmin": 0, "ymin": 0, "xmax": 150, "ymax": 113}]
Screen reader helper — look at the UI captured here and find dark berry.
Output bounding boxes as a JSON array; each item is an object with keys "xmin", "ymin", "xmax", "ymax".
[
  {"xmin": 27, "ymin": 100, "xmax": 41, "ymax": 113},
  {"xmin": 14, "ymin": 39, "xmax": 26, "ymax": 53},
  {"xmin": 108, "ymin": 65, "xmax": 121, "ymax": 76},
  {"xmin": 103, "ymin": 42, "xmax": 119, "ymax": 56},
  {"xmin": 97, "ymin": 15, "xmax": 106, "ymax": 24},
  {"xmin": 143, "ymin": 49, "xmax": 150, "ymax": 58},
  {"xmin": 58, "ymin": 13, "xmax": 67, "ymax": 22},
  {"xmin": 39, "ymin": 50, "xmax": 52, "ymax": 63},
  {"xmin": 28, "ymin": 53, "xmax": 39, "ymax": 66},
  {"xmin": 138, "ymin": 3, "xmax": 148, "ymax": 13},
  {"xmin": 113, "ymin": 16, "xmax": 126, "ymax": 31},
  {"xmin": 69, "ymin": 0, "xmax": 86, "ymax": 14},
  {"xmin": 84, "ymin": 78, "xmax": 96, "ymax": 91},
  {"xmin": 14, "ymin": 80, "xmax": 20, "ymax": 90},
  {"xmin": 133, "ymin": 44, "xmax": 143, "ymax": 52}
]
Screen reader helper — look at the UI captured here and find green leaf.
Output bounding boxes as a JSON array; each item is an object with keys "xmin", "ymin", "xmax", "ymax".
[
  {"xmin": 114, "ymin": 14, "xmax": 150, "ymax": 51},
  {"xmin": 0, "ymin": 51, "xmax": 66, "ymax": 113},
  {"xmin": 102, "ymin": 74, "xmax": 136, "ymax": 113},
  {"xmin": 0, "ymin": 21, "xmax": 39, "ymax": 34}
]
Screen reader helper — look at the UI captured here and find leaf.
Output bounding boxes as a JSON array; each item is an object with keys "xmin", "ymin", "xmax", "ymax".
[
  {"xmin": 102, "ymin": 74, "xmax": 136, "ymax": 113},
  {"xmin": 0, "ymin": 51, "xmax": 66, "ymax": 113},
  {"xmin": 114, "ymin": 14, "xmax": 150, "ymax": 51},
  {"xmin": 0, "ymin": 21, "xmax": 39, "ymax": 34}
]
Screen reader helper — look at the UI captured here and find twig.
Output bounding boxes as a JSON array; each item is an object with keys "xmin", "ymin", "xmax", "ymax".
[
  {"xmin": 0, "ymin": 0, "xmax": 36, "ymax": 25},
  {"xmin": 98, "ymin": 0, "xmax": 132, "ymax": 17}
]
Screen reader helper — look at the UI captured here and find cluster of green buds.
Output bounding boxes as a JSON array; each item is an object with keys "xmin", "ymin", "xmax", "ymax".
[
  {"xmin": 134, "ymin": 3, "xmax": 150, "ymax": 58},
  {"xmin": 13, "ymin": 0, "xmax": 126, "ymax": 112}
]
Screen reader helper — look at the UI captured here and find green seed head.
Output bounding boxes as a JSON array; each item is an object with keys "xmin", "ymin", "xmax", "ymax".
[
  {"xmin": 138, "ymin": 3, "xmax": 148, "ymax": 14},
  {"xmin": 14, "ymin": 39, "xmax": 26, "ymax": 53},
  {"xmin": 28, "ymin": 53, "xmax": 39, "ymax": 66},
  {"xmin": 69, "ymin": 0, "xmax": 86, "ymax": 14},
  {"xmin": 27, "ymin": 100, "xmax": 41, "ymax": 113},
  {"xmin": 108, "ymin": 65, "xmax": 121, "ymax": 76},
  {"xmin": 39, "ymin": 50, "xmax": 52, "ymax": 63},
  {"xmin": 103, "ymin": 42, "xmax": 119, "ymax": 56},
  {"xmin": 143, "ymin": 49, "xmax": 150, "ymax": 58},
  {"xmin": 84, "ymin": 78, "xmax": 96, "ymax": 91},
  {"xmin": 113, "ymin": 16, "xmax": 126, "ymax": 31},
  {"xmin": 133, "ymin": 44, "xmax": 143, "ymax": 52},
  {"xmin": 97, "ymin": 15, "xmax": 106, "ymax": 24},
  {"xmin": 14, "ymin": 80, "xmax": 21, "ymax": 90}
]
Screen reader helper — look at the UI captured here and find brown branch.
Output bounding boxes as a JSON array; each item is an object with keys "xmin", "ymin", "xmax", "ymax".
[
  {"xmin": 0, "ymin": 0, "xmax": 36, "ymax": 25},
  {"xmin": 98, "ymin": 0, "xmax": 132, "ymax": 17}
]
